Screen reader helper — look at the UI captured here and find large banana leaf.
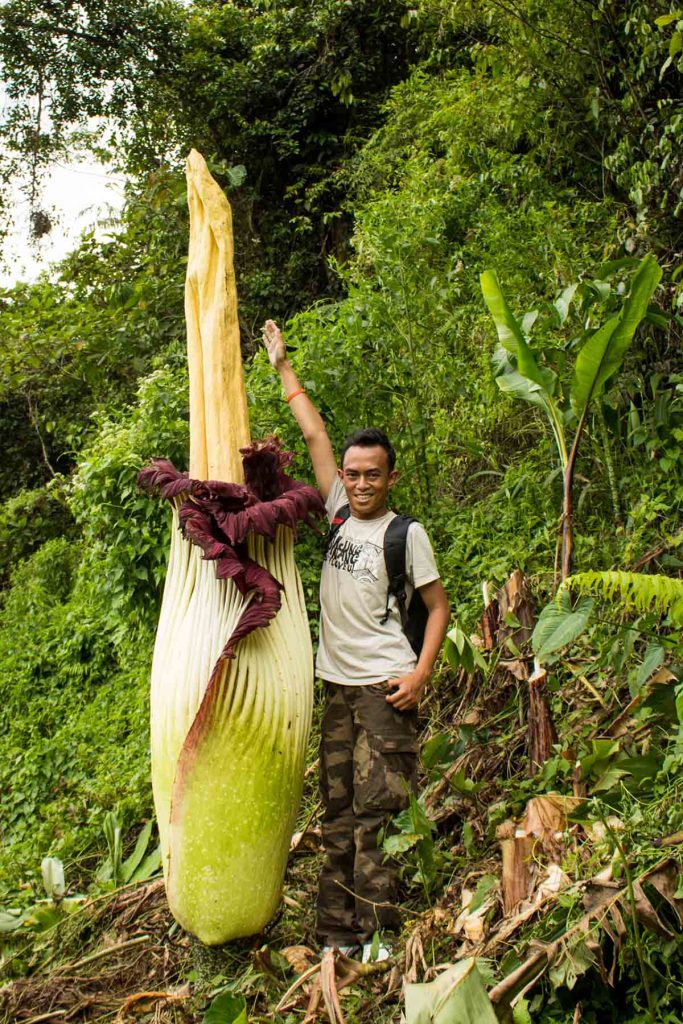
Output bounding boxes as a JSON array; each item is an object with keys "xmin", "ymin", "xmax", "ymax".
[
  {"xmin": 570, "ymin": 254, "xmax": 662, "ymax": 414},
  {"xmin": 480, "ymin": 270, "xmax": 556, "ymax": 395},
  {"xmin": 493, "ymin": 347, "xmax": 548, "ymax": 409},
  {"xmin": 492, "ymin": 347, "xmax": 568, "ymax": 467}
]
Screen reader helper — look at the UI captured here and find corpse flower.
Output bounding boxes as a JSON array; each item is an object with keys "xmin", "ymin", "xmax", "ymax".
[{"xmin": 138, "ymin": 150, "xmax": 324, "ymax": 945}]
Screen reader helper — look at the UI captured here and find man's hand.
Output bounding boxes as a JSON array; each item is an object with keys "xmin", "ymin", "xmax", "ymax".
[
  {"xmin": 263, "ymin": 319, "xmax": 287, "ymax": 369},
  {"xmin": 385, "ymin": 669, "xmax": 428, "ymax": 711}
]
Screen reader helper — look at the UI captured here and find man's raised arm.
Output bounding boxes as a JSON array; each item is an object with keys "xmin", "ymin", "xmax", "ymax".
[{"xmin": 263, "ymin": 320, "xmax": 338, "ymax": 500}]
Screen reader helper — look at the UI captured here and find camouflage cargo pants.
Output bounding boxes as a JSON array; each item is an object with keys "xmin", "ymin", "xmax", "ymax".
[{"xmin": 316, "ymin": 681, "xmax": 418, "ymax": 946}]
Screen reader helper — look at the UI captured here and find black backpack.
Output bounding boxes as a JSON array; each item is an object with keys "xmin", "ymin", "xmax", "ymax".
[{"xmin": 326, "ymin": 504, "xmax": 429, "ymax": 657}]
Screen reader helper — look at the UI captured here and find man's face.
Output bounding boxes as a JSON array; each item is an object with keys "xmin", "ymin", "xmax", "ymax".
[{"xmin": 339, "ymin": 445, "xmax": 398, "ymax": 520}]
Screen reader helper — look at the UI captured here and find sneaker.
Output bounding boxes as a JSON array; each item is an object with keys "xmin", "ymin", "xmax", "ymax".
[
  {"xmin": 322, "ymin": 943, "xmax": 360, "ymax": 957},
  {"xmin": 361, "ymin": 941, "xmax": 392, "ymax": 963}
]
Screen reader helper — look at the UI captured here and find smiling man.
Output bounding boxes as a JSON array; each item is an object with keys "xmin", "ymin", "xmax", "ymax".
[{"xmin": 263, "ymin": 320, "xmax": 450, "ymax": 961}]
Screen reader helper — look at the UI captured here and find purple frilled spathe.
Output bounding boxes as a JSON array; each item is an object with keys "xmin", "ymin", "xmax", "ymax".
[{"xmin": 138, "ymin": 437, "xmax": 325, "ymax": 659}]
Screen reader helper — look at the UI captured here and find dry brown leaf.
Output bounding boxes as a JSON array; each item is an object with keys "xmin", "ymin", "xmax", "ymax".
[
  {"xmin": 633, "ymin": 881, "xmax": 675, "ymax": 938},
  {"xmin": 281, "ymin": 945, "xmax": 318, "ymax": 974},
  {"xmin": 500, "ymin": 659, "xmax": 529, "ymax": 681},
  {"xmin": 639, "ymin": 858, "xmax": 683, "ymax": 928},
  {"xmin": 523, "ymin": 794, "xmax": 580, "ymax": 862},
  {"xmin": 115, "ymin": 986, "xmax": 190, "ymax": 1021}
]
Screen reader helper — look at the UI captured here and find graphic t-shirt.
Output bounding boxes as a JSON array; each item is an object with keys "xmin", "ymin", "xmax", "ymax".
[{"xmin": 315, "ymin": 477, "xmax": 440, "ymax": 685}]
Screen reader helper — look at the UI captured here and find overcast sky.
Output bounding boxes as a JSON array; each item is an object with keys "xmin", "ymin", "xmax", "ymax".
[{"xmin": 1, "ymin": 157, "xmax": 126, "ymax": 288}]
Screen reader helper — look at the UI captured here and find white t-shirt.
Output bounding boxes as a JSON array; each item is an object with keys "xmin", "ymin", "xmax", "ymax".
[{"xmin": 315, "ymin": 477, "xmax": 440, "ymax": 685}]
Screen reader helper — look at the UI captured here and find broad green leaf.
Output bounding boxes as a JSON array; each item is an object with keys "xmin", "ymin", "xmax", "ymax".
[
  {"xmin": 202, "ymin": 992, "xmax": 248, "ymax": 1024},
  {"xmin": 481, "ymin": 270, "xmax": 526, "ymax": 354},
  {"xmin": 594, "ymin": 257, "xmax": 639, "ymax": 279},
  {"xmin": 226, "ymin": 164, "xmax": 247, "ymax": 188},
  {"xmin": 445, "ymin": 625, "xmax": 487, "ymax": 676},
  {"xmin": 468, "ymin": 874, "xmax": 498, "ymax": 913},
  {"xmin": 571, "ymin": 254, "xmax": 662, "ymax": 414},
  {"xmin": 421, "ymin": 732, "xmax": 452, "ymax": 770},
  {"xmin": 121, "ymin": 820, "xmax": 154, "ymax": 883},
  {"xmin": 495, "ymin": 368, "xmax": 548, "ymax": 409},
  {"xmin": 581, "ymin": 738, "xmax": 620, "ymax": 776},
  {"xmin": 41, "ymin": 857, "xmax": 65, "ymax": 901},
  {"xmin": 512, "ymin": 998, "xmax": 533, "ymax": 1024},
  {"xmin": 634, "ymin": 641, "xmax": 665, "ymax": 691},
  {"xmin": 404, "ymin": 959, "xmax": 498, "ymax": 1023},
  {"xmin": 22, "ymin": 903, "xmax": 64, "ymax": 933},
  {"xmin": 406, "ymin": 794, "xmax": 434, "ymax": 838},
  {"xmin": 617, "ymin": 754, "xmax": 660, "ymax": 783},
  {"xmin": 128, "ymin": 845, "xmax": 163, "ymax": 884},
  {"xmin": 521, "ymin": 310, "xmax": 538, "ymax": 335},
  {"xmin": 532, "ymin": 594, "xmax": 593, "ymax": 659},
  {"xmin": 481, "ymin": 271, "xmax": 554, "ymax": 392},
  {"xmin": 448, "ymin": 769, "xmax": 482, "ymax": 796},
  {"xmin": 0, "ymin": 909, "xmax": 24, "ymax": 933},
  {"xmin": 384, "ymin": 832, "xmax": 422, "ymax": 854},
  {"xmin": 591, "ymin": 767, "xmax": 628, "ymax": 792},
  {"xmin": 569, "ymin": 316, "xmax": 619, "ymax": 413},
  {"xmin": 554, "ymin": 283, "xmax": 578, "ymax": 325},
  {"xmin": 492, "ymin": 348, "xmax": 559, "ymax": 431},
  {"xmin": 548, "ymin": 938, "xmax": 595, "ymax": 992}
]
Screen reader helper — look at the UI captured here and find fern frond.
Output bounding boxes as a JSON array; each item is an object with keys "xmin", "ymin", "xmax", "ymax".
[{"xmin": 560, "ymin": 571, "xmax": 683, "ymax": 626}]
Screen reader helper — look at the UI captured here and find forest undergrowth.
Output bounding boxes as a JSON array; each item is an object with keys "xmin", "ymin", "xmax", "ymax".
[{"xmin": 3, "ymin": 571, "xmax": 683, "ymax": 1024}]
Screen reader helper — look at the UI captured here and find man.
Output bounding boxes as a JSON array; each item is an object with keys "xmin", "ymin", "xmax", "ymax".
[{"xmin": 263, "ymin": 320, "xmax": 450, "ymax": 961}]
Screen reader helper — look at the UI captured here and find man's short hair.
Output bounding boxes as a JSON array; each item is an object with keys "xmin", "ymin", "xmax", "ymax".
[{"xmin": 340, "ymin": 428, "xmax": 396, "ymax": 471}]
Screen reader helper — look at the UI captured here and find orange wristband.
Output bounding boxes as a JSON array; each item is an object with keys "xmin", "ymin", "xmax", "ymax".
[{"xmin": 286, "ymin": 387, "xmax": 305, "ymax": 403}]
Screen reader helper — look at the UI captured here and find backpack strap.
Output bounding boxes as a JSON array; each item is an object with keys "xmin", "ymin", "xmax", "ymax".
[
  {"xmin": 380, "ymin": 514, "xmax": 417, "ymax": 626},
  {"xmin": 324, "ymin": 503, "xmax": 351, "ymax": 557}
]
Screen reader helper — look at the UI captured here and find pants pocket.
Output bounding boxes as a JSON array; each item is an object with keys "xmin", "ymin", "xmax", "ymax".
[{"xmin": 355, "ymin": 734, "xmax": 418, "ymax": 814}]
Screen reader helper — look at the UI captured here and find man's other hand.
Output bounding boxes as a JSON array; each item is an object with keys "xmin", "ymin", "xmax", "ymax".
[
  {"xmin": 263, "ymin": 319, "xmax": 287, "ymax": 368},
  {"xmin": 385, "ymin": 670, "xmax": 428, "ymax": 711}
]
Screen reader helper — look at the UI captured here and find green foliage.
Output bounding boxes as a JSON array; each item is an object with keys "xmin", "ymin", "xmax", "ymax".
[
  {"xmin": 68, "ymin": 365, "xmax": 189, "ymax": 634},
  {"xmin": 202, "ymin": 992, "xmax": 248, "ymax": 1024},
  {"xmin": 0, "ymin": 484, "xmax": 73, "ymax": 582},
  {"xmin": 0, "ymin": 1, "xmax": 186, "ymax": 186},
  {"xmin": 562, "ymin": 570, "xmax": 683, "ymax": 626},
  {"xmin": 95, "ymin": 813, "xmax": 160, "ymax": 888},
  {"xmin": 411, "ymin": 0, "xmax": 683, "ymax": 252},
  {"xmin": 532, "ymin": 593, "xmax": 594, "ymax": 661},
  {"xmin": 0, "ymin": 167, "xmax": 188, "ymax": 494},
  {"xmin": 444, "ymin": 622, "xmax": 488, "ymax": 675},
  {"xmin": 482, "ymin": 255, "xmax": 663, "ymax": 471},
  {"xmin": 0, "ymin": 0, "xmax": 415, "ymax": 323},
  {"xmin": 0, "ymin": 365, "xmax": 189, "ymax": 892},
  {"xmin": 384, "ymin": 794, "xmax": 438, "ymax": 895}
]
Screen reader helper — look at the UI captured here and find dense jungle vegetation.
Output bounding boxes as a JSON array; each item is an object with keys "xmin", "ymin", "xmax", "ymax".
[{"xmin": 1, "ymin": 1, "xmax": 682, "ymax": 1022}]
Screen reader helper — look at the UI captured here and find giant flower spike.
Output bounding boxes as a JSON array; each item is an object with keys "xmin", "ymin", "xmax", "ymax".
[{"xmin": 138, "ymin": 151, "xmax": 324, "ymax": 945}]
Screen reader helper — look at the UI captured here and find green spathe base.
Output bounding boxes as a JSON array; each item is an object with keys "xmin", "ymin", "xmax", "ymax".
[{"xmin": 166, "ymin": 707, "xmax": 304, "ymax": 944}]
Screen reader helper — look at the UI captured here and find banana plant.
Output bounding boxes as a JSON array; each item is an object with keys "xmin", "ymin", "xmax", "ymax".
[{"xmin": 481, "ymin": 254, "xmax": 662, "ymax": 578}]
